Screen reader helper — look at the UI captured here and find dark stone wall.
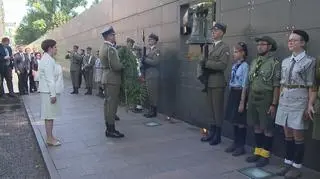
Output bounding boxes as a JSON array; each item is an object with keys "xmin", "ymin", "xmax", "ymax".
[{"xmin": 28, "ymin": 0, "xmax": 320, "ymax": 171}]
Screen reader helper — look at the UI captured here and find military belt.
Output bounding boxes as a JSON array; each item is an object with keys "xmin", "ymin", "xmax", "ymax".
[
  {"xmin": 283, "ymin": 85, "xmax": 307, "ymax": 89},
  {"xmin": 231, "ymin": 87, "xmax": 242, "ymax": 90}
]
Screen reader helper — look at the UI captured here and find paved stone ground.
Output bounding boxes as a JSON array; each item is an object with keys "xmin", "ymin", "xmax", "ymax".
[
  {"xmin": 22, "ymin": 81, "xmax": 320, "ymax": 179},
  {"xmin": 0, "ymin": 96, "xmax": 49, "ymax": 178}
]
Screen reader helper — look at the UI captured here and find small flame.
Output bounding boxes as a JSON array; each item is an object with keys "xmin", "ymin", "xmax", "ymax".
[{"xmin": 203, "ymin": 128, "xmax": 207, "ymax": 133}]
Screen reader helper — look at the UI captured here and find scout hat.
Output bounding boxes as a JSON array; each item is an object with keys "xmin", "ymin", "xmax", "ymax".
[
  {"xmin": 212, "ymin": 22, "xmax": 227, "ymax": 33},
  {"xmin": 292, "ymin": 30, "xmax": 309, "ymax": 42},
  {"xmin": 101, "ymin": 26, "xmax": 115, "ymax": 37},
  {"xmin": 148, "ymin": 33, "xmax": 159, "ymax": 42},
  {"xmin": 126, "ymin": 37, "xmax": 135, "ymax": 44},
  {"xmin": 255, "ymin": 36, "xmax": 277, "ymax": 51}
]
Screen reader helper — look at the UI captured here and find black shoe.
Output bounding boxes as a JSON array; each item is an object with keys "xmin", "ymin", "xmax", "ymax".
[
  {"xmin": 232, "ymin": 147, "xmax": 246, "ymax": 157},
  {"xmin": 132, "ymin": 107, "xmax": 143, "ymax": 113},
  {"xmin": 85, "ymin": 88, "xmax": 92, "ymax": 95},
  {"xmin": 144, "ymin": 106, "xmax": 157, "ymax": 118},
  {"xmin": 71, "ymin": 87, "xmax": 76, "ymax": 94},
  {"xmin": 225, "ymin": 143, "xmax": 237, "ymax": 153},
  {"xmin": 246, "ymin": 155, "xmax": 260, "ymax": 163},
  {"xmin": 115, "ymin": 115, "xmax": 120, "ymax": 121},
  {"xmin": 209, "ymin": 127, "xmax": 221, "ymax": 145},
  {"xmin": 256, "ymin": 157, "xmax": 269, "ymax": 167},
  {"xmin": 201, "ymin": 125, "xmax": 216, "ymax": 142},
  {"xmin": 7, "ymin": 93, "xmax": 15, "ymax": 98},
  {"xmin": 105, "ymin": 124, "xmax": 124, "ymax": 138}
]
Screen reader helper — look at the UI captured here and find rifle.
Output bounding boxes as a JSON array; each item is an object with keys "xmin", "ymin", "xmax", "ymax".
[{"xmin": 198, "ymin": 42, "xmax": 210, "ymax": 93}]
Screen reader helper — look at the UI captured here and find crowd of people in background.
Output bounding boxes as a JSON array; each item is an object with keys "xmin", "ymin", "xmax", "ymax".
[{"xmin": 0, "ymin": 37, "xmax": 42, "ymax": 97}]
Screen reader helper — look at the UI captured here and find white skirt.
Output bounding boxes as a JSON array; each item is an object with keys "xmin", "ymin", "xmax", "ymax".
[{"xmin": 40, "ymin": 93, "xmax": 61, "ymax": 120}]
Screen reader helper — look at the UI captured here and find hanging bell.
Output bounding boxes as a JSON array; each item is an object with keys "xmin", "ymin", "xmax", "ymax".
[{"xmin": 186, "ymin": 2, "xmax": 213, "ymax": 45}]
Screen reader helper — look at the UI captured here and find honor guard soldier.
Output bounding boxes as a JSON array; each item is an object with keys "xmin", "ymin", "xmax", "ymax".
[
  {"xmin": 199, "ymin": 22, "xmax": 230, "ymax": 146},
  {"xmin": 142, "ymin": 33, "xmax": 160, "ymax": 118},
  {"xmin": 99, "ymin": 26, "xmax": 124, "ymax": 138},
  {"xmin": 65, "ymin": 45, "xmax": 82, "ymax": 94},
  {"xmin": 275, "ymin": 30, "xmax": 315, "ymax": 179},
  {"xmin": 246, "ymin": 36, "xmax": 281, "ymax": 167},
  {"xmin": 82, "ymin": 47, "xmax": 96, "ymax": 95}
]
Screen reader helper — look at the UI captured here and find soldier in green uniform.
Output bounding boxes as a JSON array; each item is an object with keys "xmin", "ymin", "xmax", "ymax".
[
  {"xmin": 99, "ymin": 26, "xmax": 124, "ymax": 138},
  {"xmin": 65, "ymin": 45, "xmax": 82, "ymax": 94},
  {"xmin": 142, "ymin": 33, "xmax": 160, "ymax": 118},
  {"xmin": 82, "ymin": 47, "xmax": 96, "ymax": 95},
  {"xmin": 199, "ymin": 23, "xmax": 230, "ymax": 146},
  {"xmin": 246, "ymin": 36, "xmax": 281, "ymax": 167}
]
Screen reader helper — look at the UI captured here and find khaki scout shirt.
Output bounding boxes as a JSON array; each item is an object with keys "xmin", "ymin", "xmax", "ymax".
[
  {"xmin": 99, "ymin": 41, "xmax": 123, "ymax": 85},
  {"xmin": 144, "ymin": 46, "xmax": 160, "ymax": 80},
  {"xmin": 203, "ymin": 41, "xmax": 231, "ymax": 88},
  {"xmin": 248, "ymin": 53, "xmax": 281, "ymax": 92}
]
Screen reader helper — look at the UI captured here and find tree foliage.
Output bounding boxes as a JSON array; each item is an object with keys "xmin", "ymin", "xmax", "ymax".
[{"xmin": 15, "ymin": 0, "xmax": 87, "ymax": 45}]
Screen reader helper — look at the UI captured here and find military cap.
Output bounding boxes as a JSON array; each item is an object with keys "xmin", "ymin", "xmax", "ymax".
[
  {"xmin": 255, "ymin": 36, "xmax": 277, "ymax": 51},
  {"xmin": 292, "ymin": 30, "xmax": 309, "ymax": 42},
  {"xmin": 86, "ymin": 46, "xmax": 92, "ymax": 50},
  {"xmin": 148, "ymin": 33, "xmax": 159, "ymax": 42},
  {"xmin": 212, "ymin": 22, "xmax": 227, "ymax": 33},
  {"xmin": 101, "ymin": 26, "xmax": 115, "ymax": 36},
  {"xmin": 126, "ymin": 37, "xmax": 135, "ymax": 44}
]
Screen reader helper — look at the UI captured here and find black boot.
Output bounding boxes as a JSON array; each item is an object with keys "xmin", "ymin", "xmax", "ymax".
[
  {"xmin": 201, "ymin": 125, "xmax": 216, "ymax": 142},
  {"xmin": 96, "ymin": 87, "xmax": 104, "ymax": 97},
  {"xmin": 232, "ymin": 127, "xmax": 246, "ymax": 157},
  {"xmin": 115, "ymin": 115, "xmax": 120, "ymax": 121},
  {"xmin": 71, "ymin": 87, "xmax": 76, "ymax": 94},
  {"xmin": 74, "ymin": 88, "xmax": 79, "ymax": 94},
  {"xmin": 85, "ymin": 88, "xmax": 92, "ymax": 95},
  {"xmin": 144, "ymin": 106, "xmax": 157, "ymax": 118},
  {"xmin": 209, "ymin": 127, "xmax": 221, "ymax": 145},
  {"xmin": 105, "ymin": 124, "xmax": 124, "ymax": 138},
  {"xmin": 225, "ymin": 126, "xmax": 238, "ymax": 153}
]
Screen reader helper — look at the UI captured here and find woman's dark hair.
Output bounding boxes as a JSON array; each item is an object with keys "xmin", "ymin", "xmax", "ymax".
[
  {"xmin": 35, "ymin": 52, "xmax": 41, "ymax": 58},
  {"xmin": 235, "ymin": 42, "xmax": 248, "ymax": 57},
  {"xmin": 41, "ymin": 39, "xmax": 56, "ymax": 52}
]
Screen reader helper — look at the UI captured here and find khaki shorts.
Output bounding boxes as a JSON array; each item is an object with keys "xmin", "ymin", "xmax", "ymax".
[{"xmin": 247, "ymin": 90, "xmax": 275, "ymax": 132}]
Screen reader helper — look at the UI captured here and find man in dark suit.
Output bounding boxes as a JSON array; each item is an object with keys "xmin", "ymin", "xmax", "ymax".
[
  {"xmin": 25, "ymin": 47, "xmax": 36, "ymax": 92},
  {"xmin": 14, "ymin": 46, "xmax": 30, "ymax": 95},
  {"xmin": 0, "ymin": 37, "xmax": 15, "ymax": 97}
]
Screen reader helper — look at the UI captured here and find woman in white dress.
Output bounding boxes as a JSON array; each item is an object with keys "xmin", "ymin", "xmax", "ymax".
[{"xmin": 38, "ymin": 39, "xmax": 64, "ymax": 146}]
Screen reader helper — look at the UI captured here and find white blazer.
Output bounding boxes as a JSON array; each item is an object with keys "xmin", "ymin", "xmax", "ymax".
[{"xmin": 39, "ymin": 53, "xmax": 64, "ymax": 97}]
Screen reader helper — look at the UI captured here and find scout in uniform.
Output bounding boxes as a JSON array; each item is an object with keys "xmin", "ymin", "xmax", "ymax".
[
  {"xmin": 199, "ymin": 22, "xmax": 230, "ymax": 146},
  {"xmin": 94, "ymin": 50, "xmax": 104, "ymax": 97},
  {"xmin": 275, "ymin": 30, "xmax": 315, "ymax": 179},
  {"xmin": 126, "ymin": 37, "xmax": 144, "ymax": 113},
  {"xmin": 82, "ymin": 47, "xmax": 96, "ymax": 95},
  {"xmin": 99, "ymin": 26, "xmax": 124, "ymax": 138},
  {"xmin": 246, "ymin": 36, "xmax": 281, "ymax": 167},
  {"xmin": 79, "ymin": 49, "xmax": 85, "ymax": 88},
  {"xmin": 142, "ymin": 33, "xmax": 160, "ymax": 118},
  {"xmin": 65, "ymin": 45, "xmax": 82, "ymax": 94},
  {"xmin": 224, "ymin": 42, "xmax": 249, "ymax": 156}
]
